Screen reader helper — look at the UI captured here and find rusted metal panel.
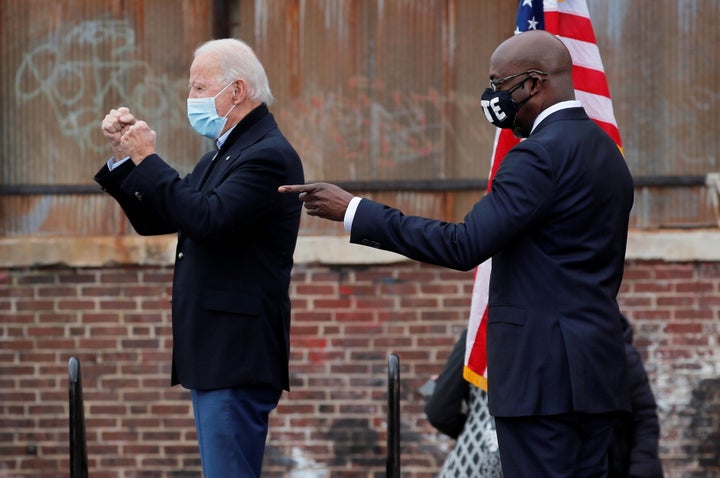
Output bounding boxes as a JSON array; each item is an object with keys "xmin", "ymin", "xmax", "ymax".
[
  {"xmin": 1, "ymin": 0, "xmax": 212, "ymax": 235},
  {"xmin": 241, "ymin": 1, "xmax": 511, "ymax": 185},
  {"xmin": 1, "ymin": 0, "xmax": 718, "ymax": 236},
  {"xmin": 588, "ymin": 1, "xmax": 720, "ymax": 176},
  {"xmin": 0, "ymin": 194, "xmax": 134, "ymax": 237}
]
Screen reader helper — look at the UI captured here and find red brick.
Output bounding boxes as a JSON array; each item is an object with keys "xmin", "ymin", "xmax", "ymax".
[
  {"xmin": 419, "ymin": 309, "xmax": 464, "ymax": 321},
  {"xmin": 657, "ymin": 296, "xmax": 696, "ymax": 307},
  {"xmin": 36, "ymin": 286, "xmax": 76, "ymax": 297},
  {"xmin": 0, "ymin": 288, "xmax": 32, "ymax": 298},
  {"xmin": 313, "ymin": 298, "xmax": 353, "ymax": 309},
  {"xmin": 16, "ymin": 275, "xmax": 55, "ymax": 285},
  {"xmin": 38, "ymin": 312, "xmax": 80, "ymax": 323},
  {"xmin": 674, "ymin": 309, "xmax": 714, "ymax": 320},
  {"xmin": 81, "ymin": 286, "xmax": 124, "ymax": 297},
  {"xmin": 16, "ymin": 300, "xmax": 54, "ymax": 311},
  {"xmin": 99, "ymin": 272, "xmax": 142, "ymax": 283},
  {"xmin": 676, "ymin": 282, "xmax": 715, "ymax": 293},
  {"xmin": 120, "ymin": 339, "xmax": 159, "ymax": 348},
  {"xmin": 672, "ymin": 335, "xmax": 710, "ymax": 346},
  {"xmin": 355, "ymin": 297, "xmax": 396, "ymax": 309},
  {"xmin": 443, "ymin": 297, "xmax": 472, "ymax": 307},
  {"xmin": 420, "ymin": 283, "xmax": 463, "ymax": 294},
  {"xmin": 634, "ymin": 281, "xmax": 673, "ymax": 293},
  {"xmin": 58, "ymin": 272, "xmax": 97, "ymax": 284},
  {"xmin": 98, "ymin": 299, "xmax": 136, "ymax": 310},
  {"xmin": 664, "ymin": 322, "xmax": 703, "ymax": 334},
  {"xmin": 82, "ymin": 313, "xmax": 120, "ymax": 323},
  {"xmin": 653, "ymin": 265, "xmax": 694, "ymax": 279},
  {"xmin": 26, "ymin": 326, "xmax": 66, "ymax": 337},
  {"xmin": 150, "ymin": 404, "xmax": 191, "ymax": 415},
  {"xmin": 88, "ymin": 326, "xmax": 127, "ymax": 336},
  {"xmin": 335, "ymin": 310, "xmax": 376, "ymax": 322},
  {"xmin": 296, "ymin": 283, "xmax": 338, "ymax": 295}
]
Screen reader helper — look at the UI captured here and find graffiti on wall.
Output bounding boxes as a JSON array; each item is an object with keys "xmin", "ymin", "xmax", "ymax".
[
  {"xmin": 14, "ymin": 19, "xmax": 189, "ymax": 155},
  {"xmin": 9, "ymin": 19, "xmax": 194, "ymax": 235}
]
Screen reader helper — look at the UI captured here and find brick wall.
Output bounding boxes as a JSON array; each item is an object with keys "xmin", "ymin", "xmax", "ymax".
[{"xmin": 1, "ymin": 258, "xmax": 719, "ymax": 477}]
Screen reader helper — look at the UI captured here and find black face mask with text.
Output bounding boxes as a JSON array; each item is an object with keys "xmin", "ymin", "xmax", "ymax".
[{"xmin": 480, "ymin": 79, "xmax": 533, "ymax": 130}]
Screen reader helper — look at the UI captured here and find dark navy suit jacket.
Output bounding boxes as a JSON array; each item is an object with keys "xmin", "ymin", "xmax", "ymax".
[
  {"xmin": 351, "ymin": 107, "xmax": 633, "ymax": 417},
  {"xmin": 95, "ymin": 105, "xmax": 304, "ymax": 391}
]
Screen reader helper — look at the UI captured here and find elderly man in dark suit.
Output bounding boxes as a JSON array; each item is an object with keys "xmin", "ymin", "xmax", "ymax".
[
  {"xmin": 96, "ymin": 38, "xmax": 304, "ymax": 477},
  {"xmin": 280, "ymin": 30, "xmax": 633, "ymax": 477}
]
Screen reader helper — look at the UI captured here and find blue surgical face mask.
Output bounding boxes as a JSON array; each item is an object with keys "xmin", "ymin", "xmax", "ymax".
[{"xmin": 186, "ymin": 81, "xmax": 237, "ymax": 139}]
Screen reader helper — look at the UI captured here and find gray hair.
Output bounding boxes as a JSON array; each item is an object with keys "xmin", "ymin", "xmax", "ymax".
[{"xmin": 194, "ymin": 38, "xmax": 274, "ymax": 105}]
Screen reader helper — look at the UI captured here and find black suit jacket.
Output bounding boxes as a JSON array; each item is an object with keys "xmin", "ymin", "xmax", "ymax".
[
  {"xmin": 351, "ymin": 107, "xmax": 633, "ymax": 417},
  {"xmin": 95, "ymin": 105, "xmax": 304, "ymax": 391}
]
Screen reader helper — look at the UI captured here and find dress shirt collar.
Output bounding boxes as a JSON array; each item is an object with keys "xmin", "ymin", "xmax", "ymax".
[
  {"xmin": 216, "ymin": 127, "xmax": 233, "ymax": 149},
  {"xmin": 531, "ymin": 100, "xmax": 583, "ymax": 135}
]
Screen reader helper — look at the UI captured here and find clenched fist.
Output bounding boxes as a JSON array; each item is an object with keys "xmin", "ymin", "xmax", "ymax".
[
  {"xmin": 120, "ymin": 121, "xmax": 157, "ymax": 165},
  {"xmin": 101, "ymin": 107, "xmax": 137, "ymax": 160}
]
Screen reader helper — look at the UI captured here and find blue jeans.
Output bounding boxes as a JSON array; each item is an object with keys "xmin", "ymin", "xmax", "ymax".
[{"xmin": 191, "ymin": 386, "xmax": 282, "ymax": 478}]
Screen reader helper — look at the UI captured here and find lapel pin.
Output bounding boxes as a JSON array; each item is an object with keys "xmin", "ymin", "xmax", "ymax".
[{"xmin": 225, "ymin": 156, "xmax": 230, "ymax": 161}]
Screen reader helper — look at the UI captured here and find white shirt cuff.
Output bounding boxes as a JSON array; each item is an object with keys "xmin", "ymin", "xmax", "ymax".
[
  {"xmin": 344, "ymin": 197, "xmax": 363, "ymax": 232},
  {"xmin": 107, "ymin": 156, "xmax": 131, "ymax": 171}
]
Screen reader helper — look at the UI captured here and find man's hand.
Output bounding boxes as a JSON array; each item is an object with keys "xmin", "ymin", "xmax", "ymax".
[
  {"xmin": 120, "ymin": 121, "xmax": 157, "ymax": 166},
  {"xmin": 101, "ymin": 107, "xmax": 137, "ymax": 161},
  {"xmin": 278, "ymin": 182, "xmax": 354, "ymax": 221}
]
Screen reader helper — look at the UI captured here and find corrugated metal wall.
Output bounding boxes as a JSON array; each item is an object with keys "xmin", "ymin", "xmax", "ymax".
[
  {"xmin": 0, "ymin": 0, "xmax": 213, "ymax": 236},
  {"xmin": 1, "ymin": 0, "xmax": 718, "ymax": 237}
]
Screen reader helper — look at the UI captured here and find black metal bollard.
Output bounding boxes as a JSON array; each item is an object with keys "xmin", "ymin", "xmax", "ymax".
[
  {"xmin": 387, "ymin": 353, "xmax": 400, "ymax": 478},
  {"xmin": 68, "ymin": 357, "xmax": 89, "ymax": 478}
]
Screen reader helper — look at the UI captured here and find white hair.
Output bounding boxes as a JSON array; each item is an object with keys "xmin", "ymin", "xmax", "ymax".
[{"xmin": 194, "ymin": 38, "xmax": 274, "ymax": 105}]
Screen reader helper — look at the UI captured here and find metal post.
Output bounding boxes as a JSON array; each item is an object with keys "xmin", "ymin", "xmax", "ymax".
[
  {"xmin": 387, "ymin": 353, "xmax": 400, "ymax": 478},
  {"xmin": 68, "ymin": 357, "xmax": 89, "ymax": 478}
]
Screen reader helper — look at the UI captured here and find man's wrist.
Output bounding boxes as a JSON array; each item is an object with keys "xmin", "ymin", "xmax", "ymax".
[{"xmin": 107, "ymin": 156, "xmax": 131, "ymax": 171}]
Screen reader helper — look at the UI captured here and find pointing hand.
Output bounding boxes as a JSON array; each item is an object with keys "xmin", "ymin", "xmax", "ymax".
[{"xmin": 278, "ymin": 182, "xmax": 354, "ymax": 221}]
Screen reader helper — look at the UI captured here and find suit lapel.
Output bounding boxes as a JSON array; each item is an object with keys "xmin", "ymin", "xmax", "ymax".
[
  {"xmin": 192, "ymin": 150, "xmax": 220, "ymax": 191},
  {"xmin": 199, "ymin": 113, "xmax": 278, "ymax": 193},
  {"xmin": 200, "ymin": 150, "xmax": 233, "ymax": 192}
]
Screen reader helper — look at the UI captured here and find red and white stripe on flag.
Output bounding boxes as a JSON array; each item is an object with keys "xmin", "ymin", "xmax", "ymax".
[{"xmin": 463, "ymin": 0, "xmax": 623, "ymax": 390}]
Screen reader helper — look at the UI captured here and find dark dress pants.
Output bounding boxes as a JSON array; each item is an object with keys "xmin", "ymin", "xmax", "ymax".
[{"xmin": 495, "ymin": 412, "xmax": 619, "ymax": 478}]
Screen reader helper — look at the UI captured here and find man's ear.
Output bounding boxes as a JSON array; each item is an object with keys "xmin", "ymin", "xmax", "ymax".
[
  {"xmin": 529, "ymin": 75, "xmax": 546, "ymax": 94},
  {"xmin": 232, "ymin": 79, "xmax": 247, "ymax": 103}
]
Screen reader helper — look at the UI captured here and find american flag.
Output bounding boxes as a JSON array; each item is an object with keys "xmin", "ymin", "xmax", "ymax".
[{"xmin": 463, "ymin": 0, "xmax": 623, "ymax": 390}]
